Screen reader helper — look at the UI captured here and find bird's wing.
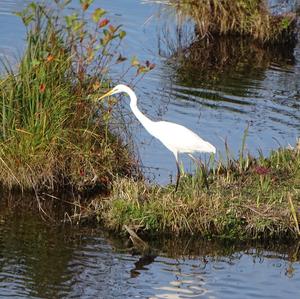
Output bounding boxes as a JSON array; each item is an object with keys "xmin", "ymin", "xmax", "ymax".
[{"xmin": 151, "ymin": 121, "xmax": 212, "ymax": 153}]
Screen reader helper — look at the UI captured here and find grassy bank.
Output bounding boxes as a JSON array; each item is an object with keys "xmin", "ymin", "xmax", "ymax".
[
  {"xmin": 88, "ymin": 142, "xmax": 300, "ymax": 240},
  {"xmin": 156, "ymin": 0, "xmax": 296, "ymax": 43},
  {"xmin": 0, "ymin": 1, "xmax": 148, "ymax": 192}
]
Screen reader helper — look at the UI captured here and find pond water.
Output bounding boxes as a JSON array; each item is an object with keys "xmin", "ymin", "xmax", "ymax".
[
  {"xmin": 0, "ymin": 207, "xmax": 300, "ymax": 299},
  {"xmin": 1, "ymin": 0, "xmax": 300, "ymax": 298}
]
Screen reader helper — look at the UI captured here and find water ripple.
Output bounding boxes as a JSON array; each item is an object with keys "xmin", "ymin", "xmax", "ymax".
[{"xmin": 1, "ymin": 207, "xmax": 300, "ymax": 298}]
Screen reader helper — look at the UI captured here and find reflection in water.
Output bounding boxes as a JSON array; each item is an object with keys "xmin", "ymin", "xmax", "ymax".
[
  {"xmin": 0, "ymin": 212, "xmax": 73, "ymax": 298},
  {"xmin": 163, "ymin": 35, "xmax": 300, "ymax": 130},
  {"xmin": 1, "ymin": 206, "xmax": 300, "ymax": 298},
  {"xmin": 168, "ymin": 36, "xmax": 295, "ymax": 88},
  {"xmin": 130, "ymin": 254, "xmax": 156, "ymax": 278}
]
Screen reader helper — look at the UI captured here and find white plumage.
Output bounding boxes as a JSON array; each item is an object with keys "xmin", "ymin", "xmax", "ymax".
[{"xmin": 99, "ymin": 84, "xmax": 216, "ymax": 190}]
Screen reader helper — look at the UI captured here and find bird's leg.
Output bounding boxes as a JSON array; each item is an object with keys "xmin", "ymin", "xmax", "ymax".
[
  {"xmin": 175, "ymin": 160, "xmax": 181, "ymax": 192},
  {"xmin": 188, "ymin": 154, "xmax": 198, "ymax": 164},
  {"xmin": 203, "ymin": 165, "xmax": 209, "ymax": 191}
]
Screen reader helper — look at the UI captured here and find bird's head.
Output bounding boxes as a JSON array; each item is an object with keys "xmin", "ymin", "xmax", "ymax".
[{"xmin": 98, "ymin": 84, "xmax": 131, "ymax": 100}]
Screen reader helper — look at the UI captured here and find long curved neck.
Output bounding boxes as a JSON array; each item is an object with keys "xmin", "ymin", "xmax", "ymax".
[{"xmin": 126, "ymin": 88, "xmax": 153, "ymax": 130}]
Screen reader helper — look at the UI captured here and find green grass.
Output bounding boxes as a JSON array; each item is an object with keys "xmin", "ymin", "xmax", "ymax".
[
  {"xmin": 90, "ymin": 142, "xmax": 300, "ymax": 240},
  {"xmin": 0, "ymin": 1, "xmax": 142, "ymax": 191},
  {"xmin": 155, "ymin": 0, "xmax": 296, "ymax": 43}
]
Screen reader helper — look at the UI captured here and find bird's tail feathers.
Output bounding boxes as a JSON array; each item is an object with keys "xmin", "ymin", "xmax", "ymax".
[{"xmin": 204, "ymin": 141, "xmax": 216, "ymax": 154}]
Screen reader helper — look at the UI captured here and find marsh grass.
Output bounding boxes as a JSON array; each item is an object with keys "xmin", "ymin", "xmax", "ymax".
[
  {"xmin": 0, "ymin": 1, "xmax": 148, "ymax": 192},
  {"xmin": 91, "ymin": 141, "xmax": 300, "ymax": 240},
  {"xmin": 150, "ymin": 0, "xmax": 296, "ymax": 43}
]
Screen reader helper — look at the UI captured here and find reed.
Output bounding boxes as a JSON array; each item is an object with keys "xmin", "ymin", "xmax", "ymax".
[
  {"xmin": 153, "ymin": 0, "xmax": 296, "ymax": 43},
  {"xmin": 0, "ymin": 1, "xmax": 146, "ymax": 192}
]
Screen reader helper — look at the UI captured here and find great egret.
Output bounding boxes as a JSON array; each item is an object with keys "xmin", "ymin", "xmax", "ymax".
[{"xmin": 98, "ymin": 84, "xmax": 216, "ymax": 191}]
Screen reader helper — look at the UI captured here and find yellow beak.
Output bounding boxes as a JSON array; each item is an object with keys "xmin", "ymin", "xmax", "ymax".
[{"xmin": 98, "ymin": 89, "xmax": 114, "ymax": 101}]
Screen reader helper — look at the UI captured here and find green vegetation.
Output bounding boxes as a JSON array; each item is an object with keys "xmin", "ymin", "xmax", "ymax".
[
  {"xmin": 0, "ymin": 1, "xmax": 149, "ymax": 191},
  {"xmin": 90, "ymin": 141, "xmax": 300, "ymax": 240},
  {"xmin": 158, "ymin": 0, "xmax": 296, "ymax": 43}
]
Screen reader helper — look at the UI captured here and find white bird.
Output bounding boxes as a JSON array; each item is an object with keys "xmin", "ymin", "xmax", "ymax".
[{"xmin": 98, "ymin": 84, "xmax": 216, "ymax": 191}]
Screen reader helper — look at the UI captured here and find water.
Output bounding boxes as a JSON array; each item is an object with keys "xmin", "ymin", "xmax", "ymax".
[
  {"xmin": 1, "ymin": 1, "xmax": 300, "ymax": 298},
  {"xmin": 0, "ymin": 207, "xmax": 300, "ymax": 299}
]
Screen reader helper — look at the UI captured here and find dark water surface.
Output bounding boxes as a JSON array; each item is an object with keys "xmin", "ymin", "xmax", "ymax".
[
  {"xmin": 0, "ymin": 206, "xmax": 300, "ymax": 299},
  {"xmin": 1, "ymin": 0, "xmax": 300, "ymax": 298}
]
